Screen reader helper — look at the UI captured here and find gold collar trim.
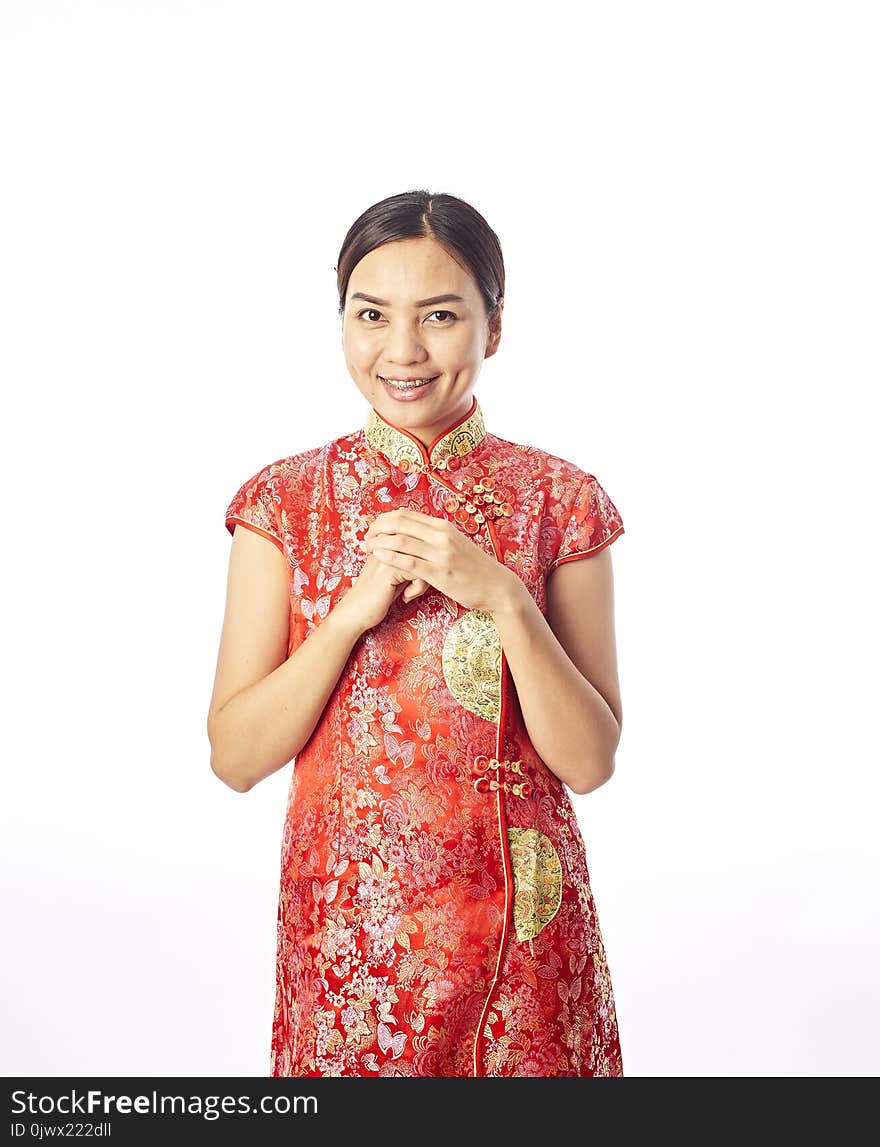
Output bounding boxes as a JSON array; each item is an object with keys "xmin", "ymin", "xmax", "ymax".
[{"xmin": 364, "ymin": 396, "xmax": 487, "ymax": 472}]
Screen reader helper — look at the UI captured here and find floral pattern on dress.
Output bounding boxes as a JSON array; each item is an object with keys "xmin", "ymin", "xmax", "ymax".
[{"xmin": 224, "ymin": 395, "xmax": 625, "ymax": 1076}]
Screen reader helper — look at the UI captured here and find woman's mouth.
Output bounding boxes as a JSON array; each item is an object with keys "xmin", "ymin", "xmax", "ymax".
[{"xmin": 379, "ymin": 374, "xmax": 439, "ymax": 399}]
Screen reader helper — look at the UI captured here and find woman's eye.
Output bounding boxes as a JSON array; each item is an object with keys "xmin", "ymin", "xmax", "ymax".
[{"xmin": 356, "ymin": 308, "xmax": 457, "ymax": 323}]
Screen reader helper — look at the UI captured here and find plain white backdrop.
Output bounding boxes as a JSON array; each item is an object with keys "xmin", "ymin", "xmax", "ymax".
[{"xmin": 2, "ymin": 0, "xmax": 877, "ymax": 1077}]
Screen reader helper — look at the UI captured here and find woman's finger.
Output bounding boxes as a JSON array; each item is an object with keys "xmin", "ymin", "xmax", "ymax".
[
  {"xmin": 402, "ymin": 577, "xmax": 429, "ymax": 603},
  {"xmin": 362, "ymin": 531, "xmax": 433, "ymax": 562}
]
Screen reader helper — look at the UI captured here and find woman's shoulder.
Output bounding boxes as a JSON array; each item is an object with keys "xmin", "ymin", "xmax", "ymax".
[
  {"xmin": 236, "ymin": 427, "xmax": 360, "ymax": 485},
  {"xmin": 487, "ymin": 431, "xmax": 598, "ymax": 491},
  {"xmin": 486, "ymin": 432, "xmax": 625, "ymax": 564},
  {"xmin": 224, "ymin": 429, "xmax": 357, "ymax": 518}
]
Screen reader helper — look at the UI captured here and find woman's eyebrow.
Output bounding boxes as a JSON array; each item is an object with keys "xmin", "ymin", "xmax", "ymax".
[{"xmin": 350, "ymin": 291, "xmax": 466, "ymax": 308}]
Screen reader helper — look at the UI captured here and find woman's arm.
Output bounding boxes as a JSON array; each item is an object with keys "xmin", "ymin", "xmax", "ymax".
[
  {"xmin": 489, "ymin": 548, "xmax": 622, "ymax": 796},
  {"xmin": 362, "ymin": 507, "xmax": 623, "ymax": 796},
  {"xmin": 207, "ymin": 527, "xmax": 365, "ymax": 793}
]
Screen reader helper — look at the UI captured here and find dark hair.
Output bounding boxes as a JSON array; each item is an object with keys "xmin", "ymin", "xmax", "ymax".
[{"xmin": 335, "ymin": 190, "xmax": 505, "ymax": 324}]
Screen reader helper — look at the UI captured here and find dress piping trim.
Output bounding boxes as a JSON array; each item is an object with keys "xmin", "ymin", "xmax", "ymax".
[
  {"xmin": 549, "ymin": 525, "xmax": 625, "ymax": 569},
  {"xmin": 225, "ymin": 516, "xmax": 285, "ymax": 554},
  {"xmin": 471, "ymin": 513, "xmax": 513, "ymax": 1077},
  {"xmin": 422, "ymin": 468, "xmax": 514, "ymax": 1076}
]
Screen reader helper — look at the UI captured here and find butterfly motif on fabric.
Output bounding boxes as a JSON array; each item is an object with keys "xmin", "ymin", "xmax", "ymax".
[
  {"xmin": 557, "ymin": 976, "xmax": 583, "ymax": 1005},
  {"xmin": 413, "ymin": 717, "xmax": 432, "ymax": 741},
  {"xmin": 405, "ymin": 1010, "xmax": 426, "ymax": 1033},
  {"xmin": 377, "ymin": 1022, "xmax": 407, "ymax": 1059},
  {"xmin": 384, "ymin": 732, "xmax": 416, "ymax": 767},
  {"xmin": 301, "ymin": 595, "xmax": 331, "ymax": 622},
  {"xmin": 311, "ymin": 877, "xmax": 340, "ymax": 905},
  {"xmin": 377, "ymin": 1001, "xmax": 395, "ymax": 1025},
  {"xmin": 292, "ymin": 566, "xmax": 309, "ymax": 596},
  {"xmin": 380, "ymin": 710, "xmax": 404, "ymax": 736},
  {"xmin": 325, "ymin": 854, "xmax": 348, "ymax": 878},
  {"xmin": 301, "ymin": 570, "xmax": 342, "ymax": 622}
]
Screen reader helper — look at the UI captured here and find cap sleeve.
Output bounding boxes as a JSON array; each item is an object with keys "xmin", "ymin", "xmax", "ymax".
[
  {"xmin": 224, "ymin": 464, "xmax": 285, "ymax": 554},
  {"xmin": 549, "ymin": 473, "xmax": 624, "ymax": 571}
]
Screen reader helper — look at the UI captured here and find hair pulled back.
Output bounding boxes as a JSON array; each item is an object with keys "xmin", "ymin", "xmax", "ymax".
[{"xmin": 335, "ymin": 190, "xmax": 505, "ymax": 323}]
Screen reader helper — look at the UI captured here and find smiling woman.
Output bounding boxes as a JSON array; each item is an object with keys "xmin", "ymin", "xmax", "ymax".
[
  {"xmin": 208, "ymin": 189, "xmax": 627, "ymax": 1079},
  {"xmin": 337, "ymin": 195, "xmax": 504, "ymax": 441}
]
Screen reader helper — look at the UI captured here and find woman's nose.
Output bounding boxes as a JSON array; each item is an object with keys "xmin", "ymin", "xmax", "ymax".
[{"xmin": 382, "ymin": 323, "xmax": 428, "ymax": 362}]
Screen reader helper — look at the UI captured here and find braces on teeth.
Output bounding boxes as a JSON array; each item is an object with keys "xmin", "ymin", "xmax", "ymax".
[{"xmin": 382, "ymin": 377, "xmax": 436, "ymax": 389}]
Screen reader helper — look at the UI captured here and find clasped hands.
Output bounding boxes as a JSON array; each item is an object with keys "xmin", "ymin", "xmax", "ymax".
[{"xmin": 360, "ymin": 508, "xmax": 518, "ymax": 613}]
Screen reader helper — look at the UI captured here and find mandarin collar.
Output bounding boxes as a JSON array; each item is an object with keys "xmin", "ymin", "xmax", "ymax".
[{"xmin": 364, "ymin": 395, "xmax": 488, "ymax": 474}]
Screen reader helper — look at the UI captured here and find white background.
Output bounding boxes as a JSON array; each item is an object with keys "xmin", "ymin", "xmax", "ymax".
[{"xmin": 2, "ymin": 0, "xmax": 877, "ymax": 1077}]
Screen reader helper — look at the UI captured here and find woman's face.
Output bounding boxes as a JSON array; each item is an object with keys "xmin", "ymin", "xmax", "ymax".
[{"xmin": 341, "ymin": 235, "xmax": 502, "ymax": 443}]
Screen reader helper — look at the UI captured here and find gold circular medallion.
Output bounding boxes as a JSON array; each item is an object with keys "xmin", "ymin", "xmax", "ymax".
[{"xmin": 441, "ymin": 608, "xmax": 502, "ymax": 722}]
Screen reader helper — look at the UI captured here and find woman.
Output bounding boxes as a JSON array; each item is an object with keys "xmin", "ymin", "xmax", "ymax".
[{"xmin": 208, "ymin": 190, "xmax": 626, "ymax": 1077}]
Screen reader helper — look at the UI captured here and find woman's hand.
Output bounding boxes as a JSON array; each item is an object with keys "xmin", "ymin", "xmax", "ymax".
[
  {"xmin": 361, "ymin": 509, "xmax": 519, "ymax": 613},
  {"xmin": 334, "ymin": 552, "xmax": 430, "ymax": 635}
]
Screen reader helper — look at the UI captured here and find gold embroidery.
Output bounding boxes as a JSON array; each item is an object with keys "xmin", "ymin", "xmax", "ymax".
[
  {"xmin": 441, "ymin": 608, "xmax": 501, "ymax": 721},
  {"xmin": 507, "ymin": 827, "xmax": 563, "ymax": 941},
  {"xmin": 364, "ymin": 398, "xmax": 487, "ymax": 471},
  {"xmin": 363, "ymin": 414, "xmax": 424, "ymax": 471}
]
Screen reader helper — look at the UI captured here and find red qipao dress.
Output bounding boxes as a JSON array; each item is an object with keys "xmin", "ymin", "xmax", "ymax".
[{"xmin": 224, "ymin": 395, "xmax": 626, "ymax": 1077}]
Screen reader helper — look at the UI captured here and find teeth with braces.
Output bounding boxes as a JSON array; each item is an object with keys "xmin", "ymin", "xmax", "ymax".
[{"xmin": 381, "ymin": 376, "xmax": 437, "ymax": 390}]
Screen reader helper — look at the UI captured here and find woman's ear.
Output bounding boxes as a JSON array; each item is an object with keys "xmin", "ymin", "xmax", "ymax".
[{"xmin": 485, "ymin": 296, "xmax": 503, "ymax": 358}]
